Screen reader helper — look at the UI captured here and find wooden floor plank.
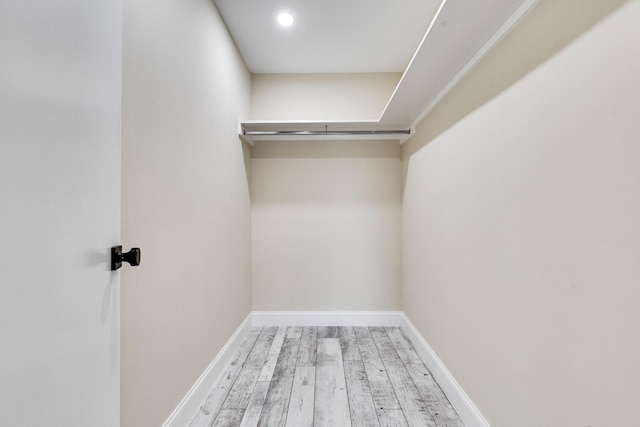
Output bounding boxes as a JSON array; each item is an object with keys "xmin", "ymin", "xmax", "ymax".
[
  {"xmin": 223, "ymin": 327, "xmax": 279, "ymax": 411},
  {"xmin": 404, "ymin": 364, "xmax": 464, "ymax": 426},
  {"xmin": 364, "ymin": 356, "xmax": 402, "ymax": 411},
  {"xmin": 425, "ymin": 403, "xmax": 465, "ymax": 427},
  {"xmin": 318, "ymin": 326, "xmax": 339, "ymax": 338},
  {"xmin": 339, "ymin": 326, "xmax": 362, "ymax": 361},
  {"xmin": 284, "ymin": 367, "xmax": 315, "ymax": 427},
  {"xmin": 258, "ymin": 338, "xmax": 300, "ymax": 427},
  {"xmin": 370, "ymin": 327, "xmax": 402, "ymax": 361},
  {"xmin": 404, "ymin": 364, "xmax": 449, "ymax": 404},
  {"xmin": 189, "ymin": 328, "xmax": 261, "ymax": 427},
  {"xmin": 257, "ymin": 327, "xmax": 287, "ymax": 382},
  {"xmin": 383, "ymin": 359, "xmax": 428, "ymax": 412},
  {"xmin": 315, "ymin": 338, "xmax": 352, "ymax": 427},
  {"xmin": 244, "ymin": 327, "xmax": 279, "ymax": 370},
  {"xmin": 286, "ymin": 326, "xmax": 302, "ymax": 339},
  {"xmin": 385, "ymin": 327, "xmax": 423, "ymax": 365},
  {"xmin": 404, "ymin": 410, "xmax": 437, "ymax": 427},
  {"xmin": 221, "ymin": 367, "xmax": 261, "ymax": 410},
  {"xmin": 355, "ymin": 327, "xmax": 401, "ymax": 411},
  {"xmin": 343, "ymin": 360, "xmax": 372, "ymax": 396},
  {"xmin": 347, "ymin": 394, "xmax": 381, "ymax": 427},
  {"xmin": 297, "ymin": 327, "xmax": 318, "ymax": 367},
  {"xmin": 376, "ymin": 409, "xmax": 408, "ymax": 427},
  {"xmin": 239, "ymin": 381, "xmax": 269, "ymax": 427},
  {"xmin": 212, "ymin": 409, "xmax": 244, "ymax": 427},
  {"xmin": 354, "ymin": 327, "xmax": 381, "ymax": 362},
  {"xmin": 344, "ymin": 360, "xmax": 380, "ymax": 427}
]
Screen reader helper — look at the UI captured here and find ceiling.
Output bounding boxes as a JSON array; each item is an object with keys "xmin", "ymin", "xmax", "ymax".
[{"xmin": 212, "ymin": 0, "xmax": 442, "ymax": 74}]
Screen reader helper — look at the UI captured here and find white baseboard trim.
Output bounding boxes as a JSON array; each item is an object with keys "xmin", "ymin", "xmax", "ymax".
[
  {"xmin": 251, "ymin": 310, "xmax": 404, "ymax": 327},
  {"xmin": 162, "ymin": 310, "xmax": 489, "ymax": 427},
  {"xmin": 399, "ymin": 314, "xmax": 491, "ymax": 427},
  {"xmin": 162, "ymin": 313, "xmax": 254, "ymax": 427}
]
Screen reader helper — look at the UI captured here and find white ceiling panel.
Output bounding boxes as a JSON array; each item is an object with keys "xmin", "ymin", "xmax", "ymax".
[{"xmin": 213, "ymin": 0, "xmax": 441, "ymax": 73}]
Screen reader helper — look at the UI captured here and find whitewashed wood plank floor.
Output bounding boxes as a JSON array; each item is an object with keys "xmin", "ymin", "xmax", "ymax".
[{"xmin": 190, "ymin": 326, "xmax": 464, "ymax": 427}]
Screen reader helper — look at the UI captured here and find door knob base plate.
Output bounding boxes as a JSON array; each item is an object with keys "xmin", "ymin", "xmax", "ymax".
[
  {"xmin": 111, "ymin": 246, "xmax": 123, "ymax": 271},
  {"xmin": 111, "ymin": 246, "xmax": 141, "ymax": 271}
]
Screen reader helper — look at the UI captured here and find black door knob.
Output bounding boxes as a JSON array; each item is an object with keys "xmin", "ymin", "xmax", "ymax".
[{"xmin": 111, "ymin": 246, "xmax": 141, "ymax": 271}]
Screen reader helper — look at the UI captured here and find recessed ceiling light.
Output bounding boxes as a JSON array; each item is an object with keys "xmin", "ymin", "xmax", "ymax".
[{"xmin": 277, "ymin": 12, "xmax": 294, "ymax": 27}]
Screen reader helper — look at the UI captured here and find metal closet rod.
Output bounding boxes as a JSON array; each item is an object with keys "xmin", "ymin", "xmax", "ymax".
[{"xmin": 243, "ymin": 129, "xmax": 411, "ymax": 136}]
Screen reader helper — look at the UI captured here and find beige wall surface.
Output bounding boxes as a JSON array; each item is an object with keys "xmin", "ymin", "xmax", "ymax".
[
  {"xmin": 402, "ymin": 1, "xmax": 640, "ymax": 426},
  {"xmin": 252, "ymin": 140, "xmax": 402, "ymax": 311},
  {"xmin": 121, "ymin": 0, "xmax": 252, "ymax": 425},
  {"xmin": 251, "ymin": 73, "xmax": 401, "ymax": 121}
]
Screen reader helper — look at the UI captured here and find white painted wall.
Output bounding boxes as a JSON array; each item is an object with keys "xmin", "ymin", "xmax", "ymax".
[
  {"xmin": 402, "ymin": 1, "xmax": 640, "ymax": 426},
  {"xmin": 252, "ymin": 140, "xmax": 401, "ymax": 311},
  {"xmin": 251, "ymin": 73, "xmax": 401, "ymax": 121},
  {"xmin": 0, "ymin": 1, "xmax": 122, "ymax": 425},
  {"xmin": 121, "ymin": 0, "xmax": 252, "ymax": 425}
]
